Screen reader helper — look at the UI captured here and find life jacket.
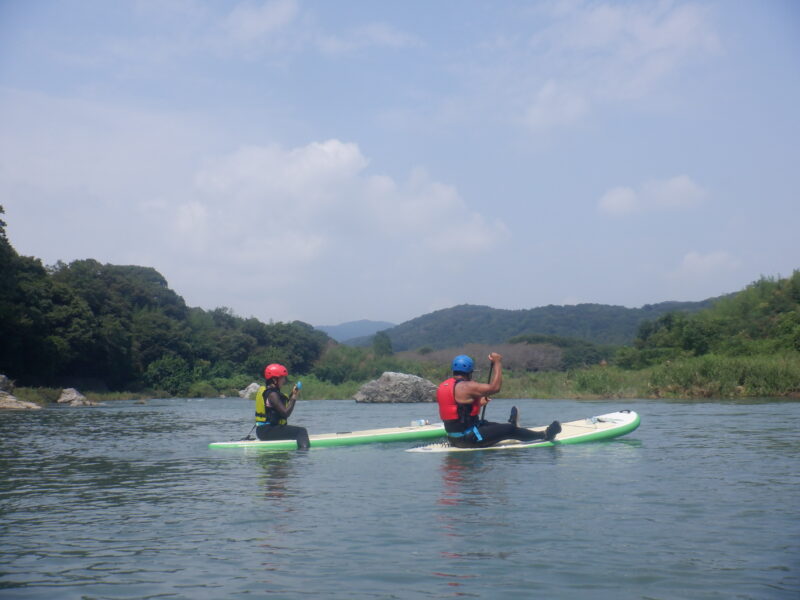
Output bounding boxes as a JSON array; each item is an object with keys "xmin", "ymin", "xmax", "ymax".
[
  {"xmin": 437, "ymin": 377, "xmax": 481, "ymax": 424},
  {"xmin": 255, "ymin": 385, "xmax": 288, "ymax": 426}
]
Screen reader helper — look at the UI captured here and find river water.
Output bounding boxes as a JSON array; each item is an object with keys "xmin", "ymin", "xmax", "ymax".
[{"xmin": 1, "ymin": 397, "xmax": 798, "ymax": 599}]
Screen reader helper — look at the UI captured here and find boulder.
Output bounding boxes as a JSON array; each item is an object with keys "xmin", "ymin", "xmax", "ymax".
[
  {"xmin": 354, "ymin": 372, "xmax": 437, "ymax": 403},
  {"xmin": 239, "ymin": 382, "xmax": 261, "ymax": 399},
  {"xmin": 0, "ymin": 374, "xmax": 12, "ymax": 393},
  {"xmin": 57, "ymin": 387, "xmax": 86, "ymax": 404},
  {"xmin": 57, "ymin": 388, "xmax": 98, "ymax": 407},
  {"xmin": 0, "ymin": 391, "xmax": 42, "ymax": 410}
]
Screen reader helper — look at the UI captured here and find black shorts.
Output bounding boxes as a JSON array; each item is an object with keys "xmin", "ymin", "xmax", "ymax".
[{"xmin": 255, "ymin": 424, "xmax": 310, "ymax": 449}]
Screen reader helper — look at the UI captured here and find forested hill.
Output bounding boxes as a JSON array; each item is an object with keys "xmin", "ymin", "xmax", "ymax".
[
  {"xmin": 0, "ymin": 206, "xmax": 330, "ymax": 392},
  {"xmin": 348, "ymin": 300, "xmax": 721, "ymax": 351}
]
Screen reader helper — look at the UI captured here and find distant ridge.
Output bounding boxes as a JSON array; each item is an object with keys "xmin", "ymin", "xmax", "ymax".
[
  {"xmin": 315, "ymin": 319, "xmax": 395, "ymax": 342},
  {"xmin": 344, "ymin": 299, "xmax": 724, "ymax": 350}
]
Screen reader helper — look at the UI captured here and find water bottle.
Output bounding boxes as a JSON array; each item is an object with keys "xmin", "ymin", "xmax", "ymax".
[{"xmin": 410, "ymin": 419, "xmax": 429, "ymax": 427}]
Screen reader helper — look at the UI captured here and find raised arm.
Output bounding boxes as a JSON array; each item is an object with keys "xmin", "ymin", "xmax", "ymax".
[{"xmin": 454, "ymin": 353, "xmax": 503, "ymax": 403}]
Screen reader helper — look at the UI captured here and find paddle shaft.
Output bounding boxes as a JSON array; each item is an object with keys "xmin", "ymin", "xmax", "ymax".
[
  {"xmin": 480, "ymin": 361, "xmax": 494, "ymax": 421},
  {"xmin": 240, "ymin": 423, "xmax": 256, "ymax": 440}
]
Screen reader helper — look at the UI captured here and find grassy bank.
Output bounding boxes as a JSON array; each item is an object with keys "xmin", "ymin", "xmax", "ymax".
[
  {"xmin": 502, "ymin": 353, "xmax": 800, "ymax": 400},
  {"xmin": 647, "ymin": 353, "xmax": 800, "ymax": 398}
]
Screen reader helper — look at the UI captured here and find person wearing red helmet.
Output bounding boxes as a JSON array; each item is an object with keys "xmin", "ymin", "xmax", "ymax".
[{"xmin": 255, "ymin": 363, "xmax": 309, "ymax": 449}]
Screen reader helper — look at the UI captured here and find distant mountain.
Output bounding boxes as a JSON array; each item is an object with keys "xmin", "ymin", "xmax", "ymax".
[
  {"xmin": 346, "ymin": 299, "xmax": 723, "ymax": 350},
  {"xmin": 315, "ymin": 319, "xmax": 396, "ymax": 342}
]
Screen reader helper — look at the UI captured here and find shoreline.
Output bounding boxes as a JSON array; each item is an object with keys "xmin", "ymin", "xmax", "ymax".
[
  {"xmin": 9, "ymin": 383, "xmax": 799, "ymax": 408},
  {"xmin": 7, "ymin": 354, "xmax": 799, "ymax": 407}
]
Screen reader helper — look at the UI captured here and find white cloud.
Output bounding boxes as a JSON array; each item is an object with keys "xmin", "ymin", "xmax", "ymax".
[
  {"xmin": 194, "ymin": 140, "xmax": 367, "ymax": 203},
  {"xmin": 187, "ymin": 143, "xmax": 507, "ymax": 259},
  {"xmin": 674, "ymin": 250, "xmax": 741, "ymax": 279},
  {"xmin": 598, "ymin": 175, "xmax": 706, "ymax": 216},
  {"xmin": 644, "ymin": 174, "xmax": 707, "ymax": 209},
  {"xmin": 598, "ymin": 186, "xmax": 638, "ymax": 216},
  {"xmin": 518, "ymin": 1, "xmax": 721, "ymax": 129},
  {"xmin": 174, "ymin": 141, "xmax": 509, "ymax": 320},
  {"xmin": 224, "ymin": 0, "xmax": 299, "ymax": 43},
  {"xmin": 666, "ymin": 250, "xmax": 744, "ymax": 300},
  {"xmin": 524, "ymin": 80, "xmax": 589, "ymax": 131}
]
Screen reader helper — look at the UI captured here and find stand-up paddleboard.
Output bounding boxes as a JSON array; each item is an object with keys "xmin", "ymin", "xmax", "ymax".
[
  {"xmin": 407, "ymin": 410, "xmax": 640, "ymax": 453},
  {"xmin": 209, "ymin": 422, "xmax": 446, "ymax": 450}
]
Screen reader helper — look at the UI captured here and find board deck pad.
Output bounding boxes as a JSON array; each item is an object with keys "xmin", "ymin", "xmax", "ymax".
[
  {"xmin": 406, "ymin": 410, "xmax": 640, "ymax": 453},
  {"xmin": 209, "ymin": 422, "xmax": 446, "ymax": 450}
]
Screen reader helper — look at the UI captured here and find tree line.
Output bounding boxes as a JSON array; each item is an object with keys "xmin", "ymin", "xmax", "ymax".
[
  {"xmin": 617, "ymin": 271, "xmax": 800, "ymax": 369},
  {"xmin": 0, "ymin": 205, "xmax": 330, "ymax": 395}
]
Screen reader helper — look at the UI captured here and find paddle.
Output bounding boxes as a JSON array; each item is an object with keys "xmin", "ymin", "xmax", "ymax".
[
  {"xmin": 240, "ymin": 424, "xmax": 256, "ymax": 441},
  {"xmin": 480, "ymin": 360, "xmax": 494, "ymax": 422}
]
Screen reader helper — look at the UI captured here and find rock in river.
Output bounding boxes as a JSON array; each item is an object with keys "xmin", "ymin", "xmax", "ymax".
[
  {"xmin": 239, "ymin": 382, "xmax": 261, "ymax": 399},
  {"xmin": 354, "ymin": 372, "xmax": 437, "ymax": 403},
  {"xmin": 57, "ymin": 388, "xmax": 98, "ymax": 407},
  {"xmin": 0, "ymin": 391, "xmax": 42, "ymax": 410}
]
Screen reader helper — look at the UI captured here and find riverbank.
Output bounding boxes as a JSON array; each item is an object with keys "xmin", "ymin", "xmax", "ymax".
[
  {"xmin": 500, "ymin": 354, "xmax": 800, "ymax": 399},
  {"xmin": 11, "ymin": 353, "xmax": 799, "ymax": 405}
]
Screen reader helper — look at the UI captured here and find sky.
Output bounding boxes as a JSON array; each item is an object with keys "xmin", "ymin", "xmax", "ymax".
[{"xmin": 1, "ymin": 0, "xmax": 798, "ymax": 327}]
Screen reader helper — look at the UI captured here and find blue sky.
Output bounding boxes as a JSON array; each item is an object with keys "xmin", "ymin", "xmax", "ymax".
[{"xmin": 1, "ymin": 0, "xmax": 798, "ymax": 326}]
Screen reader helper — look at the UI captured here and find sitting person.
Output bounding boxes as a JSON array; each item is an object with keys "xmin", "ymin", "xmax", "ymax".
[
  {"xmin": 437, "ymin": 353, "xmax": 560, "ymax": 448},
  {"xmin": 255, "ymin": 363, "xmax": 310, "ymax": 450}
]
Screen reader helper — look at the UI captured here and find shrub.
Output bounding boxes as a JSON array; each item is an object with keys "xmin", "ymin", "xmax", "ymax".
[
  {"xmin": 187, "ymin": 381, "xmax": 218, "ymax": 398},
  {"xmin": 648, "ymin": 354, "xmax": 800, "ymax": 398}
]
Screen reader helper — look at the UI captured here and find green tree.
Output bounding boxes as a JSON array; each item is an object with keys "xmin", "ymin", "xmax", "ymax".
[
  {"xmin": 143, "ymin": 354, "xmax": 191, "ymax": 396},
  {"xmin": 372, "ymin": 331, "xmax": 393, "ymax": 356},
  {"xmin": 622, "ymin": 272, "xmax": 800, "ymax": 367},
  {"xmin": 0, "ymin": 209, "xmax": 334, "ymax": 391}
]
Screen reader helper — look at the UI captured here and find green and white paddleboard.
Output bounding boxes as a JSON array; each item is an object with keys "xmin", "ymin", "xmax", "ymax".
[
  {"xmin": 209, "ymin": 422, "xmax": 446, "ymax": 451},
  {"xmin": 406, "ymin": 410, "xmax": 640, "ymax": 453}
]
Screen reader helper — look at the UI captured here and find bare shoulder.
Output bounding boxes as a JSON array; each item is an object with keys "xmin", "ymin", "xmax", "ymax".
[{"xmin": 454, "ymin": 379, "xmax": 485, "ymax": 399}]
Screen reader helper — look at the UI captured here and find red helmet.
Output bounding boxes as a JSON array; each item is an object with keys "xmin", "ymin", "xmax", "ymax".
[{"xmin": 264, "ymin": 363, "xmax": 289, "ymax": 380}]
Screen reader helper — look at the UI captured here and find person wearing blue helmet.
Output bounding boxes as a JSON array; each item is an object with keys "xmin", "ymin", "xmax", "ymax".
[{"xmin": 436, "ymin": 352, "xmax": 561, "ymax": 448}]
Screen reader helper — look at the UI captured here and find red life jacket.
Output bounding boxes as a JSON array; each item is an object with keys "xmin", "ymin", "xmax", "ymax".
[{"xmin": 437, "ymin": 377, "xmax": 481, "ymax": 422}]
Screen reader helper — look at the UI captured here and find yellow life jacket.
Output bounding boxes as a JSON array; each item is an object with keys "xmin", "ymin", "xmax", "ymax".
[{"xmin": 255, "ymin": 385, "xmax": 287, "ymax": 425}]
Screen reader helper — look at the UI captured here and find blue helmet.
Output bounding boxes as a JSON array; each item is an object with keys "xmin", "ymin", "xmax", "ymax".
[{"xmin": 451, "ymin": 354, "xmax": 474, "ymax": 374}]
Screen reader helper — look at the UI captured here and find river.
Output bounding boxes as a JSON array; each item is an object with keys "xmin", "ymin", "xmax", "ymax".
[{"xmin": 1, "ymin": 397, "xmax": 798, "ymax": 599}]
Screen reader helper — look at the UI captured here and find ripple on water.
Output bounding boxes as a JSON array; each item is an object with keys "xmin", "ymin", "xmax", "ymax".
[{"xmin": 1, "ymin": 398, "xmax": 798, "ymax": 599}]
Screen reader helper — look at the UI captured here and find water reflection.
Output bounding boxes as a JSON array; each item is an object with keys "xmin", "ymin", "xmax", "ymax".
[
  {"xmin": 252, "ymin": 452, "xmax": 307, "ymax": 588},
  {"xmin": 433, "ymin": 453, "xmax": 505, "ymax": 596},
  {"xmin": 255, "ymin": 452, "xmax": 298, "ymax": 503},
  {"xmin": 436, "ymin": 453, "xmax": 494, "ymax": 509}
]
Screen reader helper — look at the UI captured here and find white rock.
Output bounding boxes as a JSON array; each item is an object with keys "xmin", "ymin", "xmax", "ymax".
[
  {"xmin": 57, "ymin": 388, "xmax": 87, "ymax": 404},
  {"xmin": 57, "ymin": 388, "xmax": 99, "ymax": 406},
  {"xmin": 239, "ymin": 382, "xmax": 261, "ymax": 399},
  {"xmin": 354, "ymin": 372, "xmax": 437, "ymax": 403},
  {"xmin": 0, "ymin": 391, "xmax": 42, "ymax": 410}
]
